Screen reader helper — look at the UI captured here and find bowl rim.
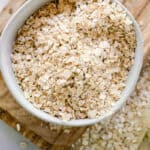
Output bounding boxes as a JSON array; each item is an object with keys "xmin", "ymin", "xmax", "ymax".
[{"xmin": 0, "ymin": 0, "xmax": 143, "ymax": 126}]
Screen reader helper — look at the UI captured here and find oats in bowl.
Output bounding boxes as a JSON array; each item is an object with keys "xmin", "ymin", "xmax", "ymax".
[{"xmin": 12, "ymin": 0, "xmax": 136, "ymax": 121}]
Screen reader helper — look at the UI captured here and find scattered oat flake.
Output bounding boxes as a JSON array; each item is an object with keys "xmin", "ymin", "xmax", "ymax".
[
  {"xmin": 16, "ymin": 123, "xmax": 21, "ymax": 132},
  {"xmin": 139, "ymin": 20, "xmax": 144, "ymax": 28},
  {"xmin": 20, "ymin": 142, "xmax": 28, "ymax": 149}
]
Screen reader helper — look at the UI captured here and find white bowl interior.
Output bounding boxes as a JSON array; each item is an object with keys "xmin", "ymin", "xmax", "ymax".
[{"xmin": 0, "ymin": 0, "xmax": 143, "ymax": 126}]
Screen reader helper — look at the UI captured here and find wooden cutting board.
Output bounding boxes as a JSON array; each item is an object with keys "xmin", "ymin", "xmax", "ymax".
[{"xmin": 0, "ymin": 0, "xmax": 150, "ymax": 150}]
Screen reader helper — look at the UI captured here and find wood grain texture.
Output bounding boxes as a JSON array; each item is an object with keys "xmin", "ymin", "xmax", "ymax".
[
  {"xmin": 0, "ymin": 108, "xmax": 50, "ymax": 150},
  {"xmin": 0, "ymin": 0, "xmax": 150, "ymax": 149},
  {"xmin": 124, "ymin": 0, "xmax": 149, "ymax": 18},
  {"xmin": 136, "ymin": 2, "xmax": 150, "ymax": 59}
]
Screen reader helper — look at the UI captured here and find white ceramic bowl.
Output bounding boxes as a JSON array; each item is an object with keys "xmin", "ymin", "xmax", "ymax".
[{"xmin": 0, "ymin": 0, "xmax": 143, "ymax": 126}]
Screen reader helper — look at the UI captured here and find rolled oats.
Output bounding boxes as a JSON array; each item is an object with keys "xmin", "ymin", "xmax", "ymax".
[{"xmin": 12, "ymin": 0, "xmax": 136, "ymax": 120}]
